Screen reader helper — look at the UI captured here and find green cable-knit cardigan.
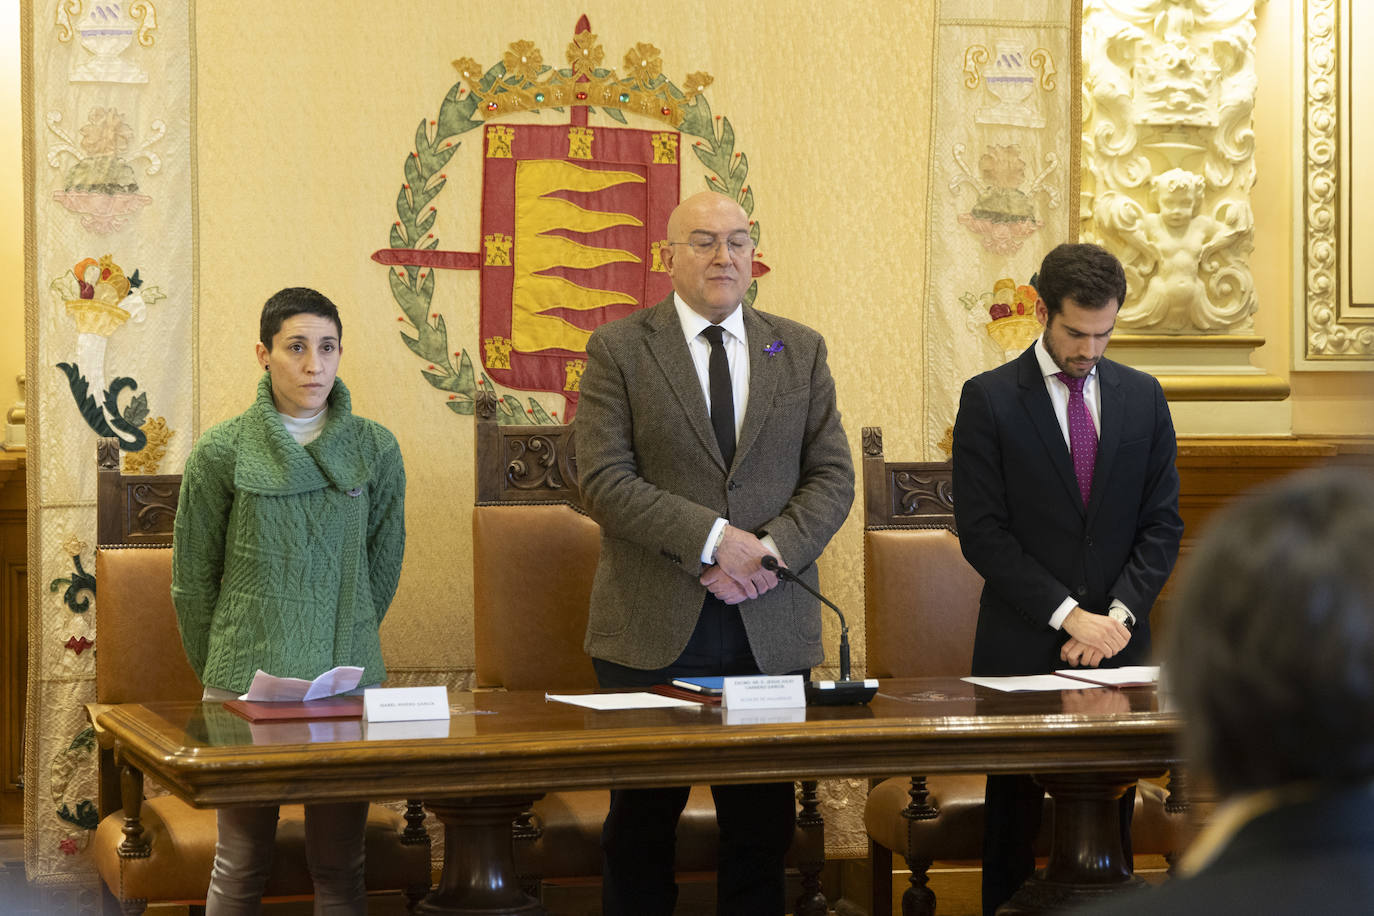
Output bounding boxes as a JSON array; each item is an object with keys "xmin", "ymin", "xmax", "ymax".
[{"xmin": 170, "ymin": 373, "xmax": 406, "ymax": 694}]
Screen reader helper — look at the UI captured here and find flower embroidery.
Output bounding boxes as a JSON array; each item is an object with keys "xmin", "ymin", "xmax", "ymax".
[
  {"xmin": 624, "ymin": 43, "xmax": 662, "ymax": 83},
  {"xmin": 452, "ymin": 57, "xmax": 483, "ymax": 83},
  {"xmin": 567, "ymin": 30, "xmax": 604, "ymax": 78},
  {"xmin": 684, "ymin": 71, "xmax": 714, "ymax": 100},
  {"xmin": 502, "ymin": 41, "xmax": 542, "ymax": 81}
]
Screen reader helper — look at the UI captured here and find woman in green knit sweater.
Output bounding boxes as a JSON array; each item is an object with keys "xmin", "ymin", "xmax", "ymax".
[{"xmin": 171, "ymin": 288, "xmax": 405, "ymax": 915}]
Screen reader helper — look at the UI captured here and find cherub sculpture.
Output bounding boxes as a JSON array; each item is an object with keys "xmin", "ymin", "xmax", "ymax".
[{"xmin": 1094, "ymin": 168, "xmax": 1254, "ymax": 332}]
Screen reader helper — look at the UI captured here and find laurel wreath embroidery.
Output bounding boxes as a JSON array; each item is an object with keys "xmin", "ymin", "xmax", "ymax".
[{"xmin": 384, "ymin": 46, "xmax": 761, "ymax": 422}]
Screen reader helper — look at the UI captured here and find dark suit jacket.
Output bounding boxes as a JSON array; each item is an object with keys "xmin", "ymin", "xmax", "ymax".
[
  {"xmin": 1073, "ymin": 785, "xmax": 1374, "ymax": 915},
  {"xmin": 952, "ymin": 345, "xmax": 1182, "ymax": 676},
  {"xmin": 574, "ymin": 296, "xmax": 854, "ymax": 673}
]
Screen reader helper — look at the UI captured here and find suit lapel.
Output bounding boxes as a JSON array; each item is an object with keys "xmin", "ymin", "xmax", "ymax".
[
  {"xmin": 1087, "ymin": 358, "xmax": 1125, "ymax": 523},
  {"xmin": 1016, "ymin": 347, "xmax": 1082, "ymax": 513},
  {"xmin": 644, "ymin": 296, "xmax": 728, "ymax": 468},
  {"xmin": 735, "ymin": 307, "xmax": 780, "ymax": 464}
]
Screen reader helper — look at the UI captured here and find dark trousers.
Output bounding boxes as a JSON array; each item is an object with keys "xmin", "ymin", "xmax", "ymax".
[
  {"xmin": 981, "ymin": 774, "xmax": 1137, "ymax": 916},
  {"xmin": 593, "ymin": 595, "xmax": 800, "ymax": 916}
]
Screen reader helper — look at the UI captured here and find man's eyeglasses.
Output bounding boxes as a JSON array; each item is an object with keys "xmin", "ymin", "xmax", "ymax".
[{"xmin": 667, "ymin": 232, "xmax": 755, "ymax": 257}]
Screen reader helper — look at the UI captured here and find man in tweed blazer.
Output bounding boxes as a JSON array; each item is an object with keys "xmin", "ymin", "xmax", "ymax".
[{"xmin": 574, "ymin": 191, "xmax": 854, "ymax": 915}]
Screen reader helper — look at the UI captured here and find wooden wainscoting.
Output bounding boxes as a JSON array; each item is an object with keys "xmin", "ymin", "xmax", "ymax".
[{"xmin": 1152, "ymin": 436, "xmax": 1373, "ymax": 647}]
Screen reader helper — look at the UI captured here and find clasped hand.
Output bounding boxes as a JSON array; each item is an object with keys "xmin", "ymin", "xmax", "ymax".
[
  {"xmin": 699, "ymin": 525, "xmax": 780, "ymax": 604},
  {"xmin": 1060, "ymin": 607, "xmax": 1131, "ymax": 668}
]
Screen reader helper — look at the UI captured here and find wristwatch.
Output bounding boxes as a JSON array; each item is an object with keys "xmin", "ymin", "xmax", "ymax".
[{"xmin": 1107, "ymin": 607, "xmax": 1133, "ymax": 629}]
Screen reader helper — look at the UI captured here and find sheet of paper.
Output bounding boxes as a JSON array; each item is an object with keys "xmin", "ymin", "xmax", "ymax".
[
  {"xmin": 238, "ymin": 666, "xmax": 364, "ymax": 701},
  {"xmin": 1055, "ymin": 666, "xmax": 1160, "ymax": 687},
  {"xmin": 961, "ymin": 674, "xmax": 1089, "ymax": 692},
  {"xmin": 545, "ymin": 691, "xmax": 698, "ymax": 710}
]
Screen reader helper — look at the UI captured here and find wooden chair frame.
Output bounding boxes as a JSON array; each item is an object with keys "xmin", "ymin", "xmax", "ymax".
[{"xmin": 861, "ymin": 426, "xmax": 969, "ymax": 916}]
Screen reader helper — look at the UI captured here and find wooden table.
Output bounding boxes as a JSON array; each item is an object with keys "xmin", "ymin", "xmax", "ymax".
[{"xmin": 97, "ymin": 677, "xmax": 1178, "ymax": 915}]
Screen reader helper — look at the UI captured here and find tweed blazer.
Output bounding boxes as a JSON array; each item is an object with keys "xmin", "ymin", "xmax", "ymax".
[
  {"xmin": 574, "ymin": 296, "xmax": 854, "ymax": 673},
  {"xmin": 952, "ymin": 345, "xmax": 1182, "ymax": 676}
]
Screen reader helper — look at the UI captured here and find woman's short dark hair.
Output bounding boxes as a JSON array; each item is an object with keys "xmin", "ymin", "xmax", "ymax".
[
  {"xmin": 1035, "ymin": 243, "xmax": 1127, "ymax": 317},
  {"xmin": 259, "ymin": 287, "xmax": 342, "ymax": 350},
  {"xmin": 1166, "ymin": 468, "xmax": 1374, "ymax": 795}
]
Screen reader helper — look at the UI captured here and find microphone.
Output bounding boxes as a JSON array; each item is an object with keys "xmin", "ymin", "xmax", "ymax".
[{"xmin": 761, "ymin": 556, "xmax": 877, "ymax": 706}]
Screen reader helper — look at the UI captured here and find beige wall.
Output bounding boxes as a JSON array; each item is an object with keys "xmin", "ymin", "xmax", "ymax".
[{"xmin": 2, "ymin": 0, "xmax": 23, "ymax": 414}]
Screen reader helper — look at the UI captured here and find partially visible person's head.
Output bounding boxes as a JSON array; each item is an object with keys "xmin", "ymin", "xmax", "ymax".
[
  {"xmin": 661, "ymin": 191, "xmax": 754, "ymax": 324},
  {"xmin": 259, "ymin": 287, "xmax": 342, "ymax": 350},
  {"xmin": 254, "ymin": 288, "xmax": 343, "ymax": 418},
  {"xmin": 1166, "ymin": 469, "xmax": 1374, "ymax": 797},
  {"xmin": 1034, "ymin": 244, "xmax": 1125, "ymax": 378}
]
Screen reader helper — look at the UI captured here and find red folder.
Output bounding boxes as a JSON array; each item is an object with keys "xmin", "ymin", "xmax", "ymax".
[{"xmin": 223, "ymin": 696, "xmax": 365, "ymax": 722}]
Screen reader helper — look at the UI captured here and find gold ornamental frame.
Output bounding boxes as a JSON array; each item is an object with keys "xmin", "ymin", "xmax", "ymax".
[{"xmin": 1296, "ymin": 0, "xmax": 1374, "ymax": 368}]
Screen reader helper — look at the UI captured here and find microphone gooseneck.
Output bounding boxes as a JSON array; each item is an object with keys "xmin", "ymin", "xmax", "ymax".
[{"xmin": 760, "ymin": 554, "xmax": 854, "ymax": 684}]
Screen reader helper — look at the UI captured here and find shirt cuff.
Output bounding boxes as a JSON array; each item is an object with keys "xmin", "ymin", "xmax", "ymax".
[
  {"xmin": 701, "ymin": 517, "xmax": 729, "ymax": 565},
  {"xmin": 1049, "ymin": 595, "xmax": 1077, "ymax": 630},
  {"xmin": 1109, "ymin": 598, "xmax": 1136, "ymax": 625},
  {"xmin": 759, "ymin": 534, "xmax": 782, "ymax": 566}
]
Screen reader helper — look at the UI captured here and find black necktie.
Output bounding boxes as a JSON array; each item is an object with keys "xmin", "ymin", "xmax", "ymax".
[{"xmin": 700, "ymin": 325, "xmax": 735, "ymax": 468}]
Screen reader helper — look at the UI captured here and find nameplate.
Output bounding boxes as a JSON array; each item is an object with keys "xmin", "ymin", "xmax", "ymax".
[
  {"xmin": 721, "ymin": 674, "xmax": 806, "ymax": 710},
  {"xmin": 363, "ymin": 685, "xmax": 449, "ymax": 722}
]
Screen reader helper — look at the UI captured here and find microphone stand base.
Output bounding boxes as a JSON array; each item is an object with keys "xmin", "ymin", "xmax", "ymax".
[{"xmin": 805, "ymin": 679, "xmax": 878, "ymax": 706}]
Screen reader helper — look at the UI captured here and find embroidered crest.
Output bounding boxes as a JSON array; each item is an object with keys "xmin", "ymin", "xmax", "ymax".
[{"xmin": 372, "ymin": 16, "xmax": 768, "ymax": 423}]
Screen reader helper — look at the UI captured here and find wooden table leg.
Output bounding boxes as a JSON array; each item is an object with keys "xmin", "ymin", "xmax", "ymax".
[
  {"xmin": 996, "ymin": 772, "xmax": 1149, "ymax": 916},
  {"xmin": 416, "ymin": 794, "xmax": 546, "ymax": 916}
]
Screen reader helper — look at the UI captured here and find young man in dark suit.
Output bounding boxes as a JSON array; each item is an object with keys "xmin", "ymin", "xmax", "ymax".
[
  {"xmin": 574, "ymin": 191, "xmax": 854, "ymax": 916},
  {"xmin": 1074, "ymin": 469, "xmax": 1374, "ymax": 915},
  {"xmin": 951, "ymin": 242, "xmax": 1183, "ymax": 914}
]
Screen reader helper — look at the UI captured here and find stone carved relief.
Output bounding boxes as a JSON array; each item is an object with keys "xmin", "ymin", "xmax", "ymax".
[
  {"xmin": 1081, "ymin": 0, "xmax": 1258, "ymax": 333},
  {"xmin": 1098, "ymin": 167, "xmax": 1253, "ymax": 330}
]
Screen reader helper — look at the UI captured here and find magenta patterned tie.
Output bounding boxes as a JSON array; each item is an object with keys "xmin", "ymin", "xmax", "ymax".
[{"xmin": 1056, "ymin": 371, "xmax": 1097, "ymax": 506}]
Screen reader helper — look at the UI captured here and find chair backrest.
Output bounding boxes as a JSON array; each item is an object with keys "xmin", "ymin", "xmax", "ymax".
[
  {"xmin": 94, "ymin": 437, "xmax": 201, "ymax": 704},
  {"xmin": 471, "ymin": 405, "xmax": 599, "ymax": 691},
  {"xmin": 96, "ymin": 438, "xmax": 180, "ymax": 546},
  {"xmin": 861, "ymin": 426, "xmax": 982, "ymax": 679}
]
